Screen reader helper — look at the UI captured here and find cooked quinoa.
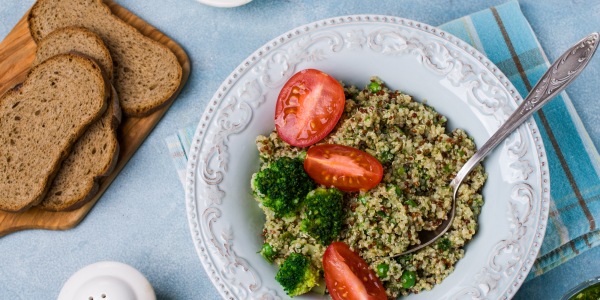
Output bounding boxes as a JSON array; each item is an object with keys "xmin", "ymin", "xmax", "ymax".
[{"xmin": 253, "ymin": 77, "xmax": 487, "ymax": 298}]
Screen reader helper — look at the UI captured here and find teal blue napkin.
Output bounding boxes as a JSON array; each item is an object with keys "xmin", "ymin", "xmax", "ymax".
[{"xmin": 165, "ymin": 1, "xmax": 600, "ymax": 282}]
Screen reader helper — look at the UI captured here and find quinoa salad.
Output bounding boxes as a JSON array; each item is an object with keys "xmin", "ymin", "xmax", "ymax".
[{"xmin": 252, "ymin": 77, "xmax": 488, "ymax": 298}]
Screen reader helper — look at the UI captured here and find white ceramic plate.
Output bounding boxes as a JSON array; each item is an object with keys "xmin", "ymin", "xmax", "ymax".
[{"xmin": 185, "ymin": 15, "xmax": 551, "ymax": 300}]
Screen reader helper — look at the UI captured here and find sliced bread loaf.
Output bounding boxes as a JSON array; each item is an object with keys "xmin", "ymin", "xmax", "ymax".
[
  {"xmin": 28, "ymin": 0, "xmax": 182, "ymax": 117},
  {"xmin": 33, "ymin": 28, "xmax": 120, "ymax": 211},
  {"xmin": 0, "ymin": 53, "xmax": 109, "ymax": 212},
  {"xmin": 33, "ymin": 26, "xmax": 113, "ymax": 82},
  {"xmin": 39, "ymin": 86, "xmax": 121, "ymax": 211}
]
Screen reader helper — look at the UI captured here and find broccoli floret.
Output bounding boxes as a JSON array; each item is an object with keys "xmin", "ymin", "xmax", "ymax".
[
  {"xmin": 300, "ymin": 188, "xmax": 344, "ymax": 245},
  {"xmin": 275, "ymin": 253, "xmax": 319, "ymax": 297},
  {"xmin": 252, "ymin": 157, "xmax": 315, "ymax": 217}
]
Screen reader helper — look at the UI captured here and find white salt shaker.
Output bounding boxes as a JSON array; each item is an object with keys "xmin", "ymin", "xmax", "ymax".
[{"xmin": 57, "ymin": 261, "xmax": 156, "ymax": 300}]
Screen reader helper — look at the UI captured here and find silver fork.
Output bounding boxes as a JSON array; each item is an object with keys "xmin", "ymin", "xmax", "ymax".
[{"xmin": 391, "ymin": 32, "xmax": 599, "ymax": 257}]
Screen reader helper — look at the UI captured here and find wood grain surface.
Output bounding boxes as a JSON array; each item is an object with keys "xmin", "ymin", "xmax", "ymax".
[{"xmin": 0, "ymin": 0, "xmax": 190, "ymax": 238}]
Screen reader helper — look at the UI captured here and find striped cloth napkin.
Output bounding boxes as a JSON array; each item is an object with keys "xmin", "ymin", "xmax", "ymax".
[{"xmin": 165, "ymin": 0, "xmax": 600, "ymax": 282}]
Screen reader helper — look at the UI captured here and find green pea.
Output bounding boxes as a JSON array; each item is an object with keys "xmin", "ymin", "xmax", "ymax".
[
  {"xmin": 259, "ymin": 243, "xmax": 275, "ymax": 263},
  {"xmin": 368, "ymin": 81, "xmax": 382, "ymax": 93},
  {"xmin": 407, "ymin": 199, "xmax": 418, "ymax": 207},
  {"xmin": 359, "ymin": 194, "xmax": 369, "ymax": 205},
  {"xmin": 397, "ymin": 166, "xmax": 406, "ymax": 176},
  {"xmin": 401, "ymin": 270, "xmax": 416, "ymax": 288},
  {"xmin": 376, "ymin": 263, "xmax": 390, "ymax": 278}
]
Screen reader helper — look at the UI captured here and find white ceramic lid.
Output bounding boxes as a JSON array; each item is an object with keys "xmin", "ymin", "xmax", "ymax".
[{"xmin": 57, "ymin": 261, "xmax": 156, "ymax": 300}]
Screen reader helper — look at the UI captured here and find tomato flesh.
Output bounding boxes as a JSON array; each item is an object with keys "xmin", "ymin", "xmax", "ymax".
[
  {"xmin": 304, "ymin": 144, "xmax": 383, "ymax": 191},
  {"xmin": 275, "ymin": 69, "xmax": 345, "ymax": 147},
  {"xmin": 323, "ymin": 242, "xmax": 386, "ymax": 300}
]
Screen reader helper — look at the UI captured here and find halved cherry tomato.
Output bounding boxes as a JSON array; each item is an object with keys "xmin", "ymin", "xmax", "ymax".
[
  {"xmin": 304, "ymin": 144, "xmax": 383, "ymax": 191},
  {"xmin": 323, "ymin": 242, "xmax": 386, "ymax": 300},
  {"xmin": 274, "ymin": 69, "xmax": 345, "ymax": 147}
]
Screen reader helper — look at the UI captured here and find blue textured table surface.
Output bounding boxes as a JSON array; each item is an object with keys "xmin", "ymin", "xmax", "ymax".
[{"xmin": 1, "ymin": 0, "xmax": 599, "ymax": 299}]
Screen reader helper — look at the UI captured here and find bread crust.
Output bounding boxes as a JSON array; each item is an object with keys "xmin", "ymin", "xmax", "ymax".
[
  {"xmin": 34, "ymin": 26, "xmax": 114, "ymax": 82},
  {"xmin": 0, "ymin": 53, "xmax": 110, "ymax": 212},
  {"xmin": 124, "ymin": 78, "xmax": 182, "ymax": 118},
  {"xmin": 27, "ymin": 0, "xmax": 182, "ymax": 117}
]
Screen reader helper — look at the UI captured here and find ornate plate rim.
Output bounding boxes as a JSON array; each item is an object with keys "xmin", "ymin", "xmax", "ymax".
[{"xmin": 184, "ymin": 15, "xmax": 551, "ymax": 300}]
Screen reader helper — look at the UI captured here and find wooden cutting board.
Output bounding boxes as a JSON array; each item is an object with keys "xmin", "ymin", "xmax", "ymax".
[{"xmin": 0, "ymin": 0, "xmax": 190, "ymax": 238}]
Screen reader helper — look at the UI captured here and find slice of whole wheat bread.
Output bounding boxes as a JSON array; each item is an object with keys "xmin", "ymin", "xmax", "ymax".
[
  {"xmin": 38, "ymin": 85, "xmax": 121, "ymax": 211},
  {"xmin": 33, "ymin": 26, "xmax": 113, "ymax": 82},
  {"xmin": 32, "ymin": 27, "xmax": 120, "ymax": 211},
  {"xmin": 0, "ymin": 53, "xmax": 109, "ymax": 212},
  {"xmin": 28, "ymin": 0, "xmax": 182, "ymax": 117}
]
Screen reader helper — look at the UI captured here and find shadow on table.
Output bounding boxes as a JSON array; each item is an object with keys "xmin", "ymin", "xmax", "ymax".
[{"xmin": 154, "ymin": 291, "xmax": 177, "ymax": 300}]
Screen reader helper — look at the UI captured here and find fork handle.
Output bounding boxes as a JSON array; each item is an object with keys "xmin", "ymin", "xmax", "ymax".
[{"xmin": 450, "ymin": 32, "xmax": 599, "ymax": 191}]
